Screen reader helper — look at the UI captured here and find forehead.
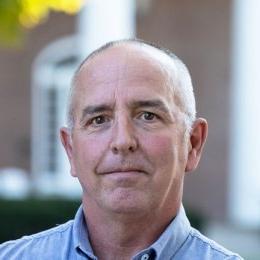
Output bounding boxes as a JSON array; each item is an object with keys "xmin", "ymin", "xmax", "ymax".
[{"xmin": 74, "ymin": 44, "xmax": 178, "ymax": 107}]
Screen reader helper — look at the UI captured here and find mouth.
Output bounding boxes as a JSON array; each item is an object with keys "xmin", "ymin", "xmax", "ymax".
[
  {"xmin": 102, "ymin": 168, "xmax": 146, "ymax": 175},
  {"xmin": 101, "ymin": 169, "xmax": 147, "ymax": 187}
]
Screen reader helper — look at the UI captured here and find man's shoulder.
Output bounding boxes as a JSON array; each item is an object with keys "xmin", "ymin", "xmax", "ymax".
[
  {"xmin": 181, "ymin": 227, "xmax": 244, "ymax": 259},
  {"xmin": 0, "ymin": 220, "xmax": 74, "ymax": 260},
  {"xmin": 1, "ymin": 219, "xmax": 74, "ymax": 244}
]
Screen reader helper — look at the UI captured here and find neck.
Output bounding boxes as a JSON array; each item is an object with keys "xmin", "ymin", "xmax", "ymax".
[{"xmin": 82, "ymin": 198, "xmax": 180, "ymax": 260}]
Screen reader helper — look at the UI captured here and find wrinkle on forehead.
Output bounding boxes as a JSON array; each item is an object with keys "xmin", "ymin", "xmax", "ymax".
[
  {"xmin": 73, "ymin": 43, "xmax": 186, "ymax": 123},
  {"xmin": 78, "ymin": 45, "xmax": 178, "ymax": 90}
]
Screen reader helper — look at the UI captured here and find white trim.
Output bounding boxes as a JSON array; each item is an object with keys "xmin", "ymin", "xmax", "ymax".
[
  {"xmin": 77, "ymin": 0, "xmax": 136, "ymax": 58},
  {"xmin": 229, "ymin": 0, "xmax": 260, "ymax": 227}
]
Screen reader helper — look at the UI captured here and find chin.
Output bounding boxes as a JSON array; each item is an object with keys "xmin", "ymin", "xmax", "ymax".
[{"xmin": 102, "ymin": 189, "xmax": 152, "ymax": 215}]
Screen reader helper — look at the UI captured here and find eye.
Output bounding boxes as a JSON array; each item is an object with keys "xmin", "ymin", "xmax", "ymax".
[
  {"xmin": 140, "ymin": 111, "xmax": 157, "ymax": 121},
  {"xmin": 90, "ymin": 115, "xmax": 108, "ymax": 126}
]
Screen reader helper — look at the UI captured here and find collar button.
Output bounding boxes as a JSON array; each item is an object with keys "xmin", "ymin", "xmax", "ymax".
[{"xmin": 141, "ymin": 253, "xmax": 150, "ymax": 260}]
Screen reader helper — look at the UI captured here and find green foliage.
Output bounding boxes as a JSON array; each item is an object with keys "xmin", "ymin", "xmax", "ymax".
[
  {"xmin": 0, "ymin": 198, "xmax": 204, "ymax": 243},
  {"xmin": 0, "ymin": 0, "xmax": 24, "ymax": 45},
  {"xmin": 0, "ymin": 0, "xmax": 83, "ymax": 46},
  {"xmin": 0, "ymin": 198, "xmax": 81, "ymax": 243},
  {"xmin": 186, "ymin": 207, "xmax": 204, "ymax": 231}
]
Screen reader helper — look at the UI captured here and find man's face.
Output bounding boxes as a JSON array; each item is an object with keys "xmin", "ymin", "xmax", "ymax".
[{"xmin": 62, "ymin": 45, "xmax": 194, "ymax": 216}]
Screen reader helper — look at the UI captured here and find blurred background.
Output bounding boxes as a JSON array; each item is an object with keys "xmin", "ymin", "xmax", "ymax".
[{"xmin": 0, "ymin": 0, "xmax": 259, "ymax": 259}]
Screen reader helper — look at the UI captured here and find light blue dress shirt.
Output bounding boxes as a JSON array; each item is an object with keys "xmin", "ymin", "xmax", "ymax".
[{"xmin": 0, "ymin": 205, "xmax": 243, "ymax": 260}]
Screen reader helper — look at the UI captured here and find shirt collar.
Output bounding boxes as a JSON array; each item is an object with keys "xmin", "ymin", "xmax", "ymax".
[
  {"xmin": 73, "ymin": 204, "xmax": 191, "ymax": 260},
  {"xmin": 73, "ymin": 205, "xmax": 97, "ymax": 259},
  {"xmin": 133, "ymin": 204, "xmax": 191, "ymax": 260}
]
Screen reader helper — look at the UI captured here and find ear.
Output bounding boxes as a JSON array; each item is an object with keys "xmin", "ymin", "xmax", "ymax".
[
  {"xmin": 60, "ymin": 127, "xmax": 77, "ymax": 177},
  {"xmin": 185, "ymin": 118, "xmax": 208, "ymax": 172}
]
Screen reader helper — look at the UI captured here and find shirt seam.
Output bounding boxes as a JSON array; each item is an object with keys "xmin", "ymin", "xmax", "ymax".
[
  {"xmin": 8, "ymin": 220, "xmax": 74, "ymax": 244},
  {"xmin": 189, "ymin": 228, "xmax": 240, "ymax": 258},
  {"xmin": 169, "ymin": 230, "xmax": 191, "ymax": 259}
]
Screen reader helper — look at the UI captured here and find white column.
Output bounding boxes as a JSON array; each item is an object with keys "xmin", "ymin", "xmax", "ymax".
[
  {"xmin": 230, "ymin": 0, "xmax": 260, "ymax": 227},
  {"xmin": 77, "ymin": 0, "xmax": 136, "ymax": 58}
]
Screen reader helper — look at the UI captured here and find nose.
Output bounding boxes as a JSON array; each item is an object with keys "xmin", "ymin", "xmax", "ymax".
[{"xmin": 110, "ymin": 116, "xmax": 138, "ymax": 155}]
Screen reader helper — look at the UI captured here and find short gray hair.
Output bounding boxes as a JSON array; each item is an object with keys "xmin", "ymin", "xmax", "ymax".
[{"xmin": 66, "ymin": 39, "xmax": 196, "ymax": 131}]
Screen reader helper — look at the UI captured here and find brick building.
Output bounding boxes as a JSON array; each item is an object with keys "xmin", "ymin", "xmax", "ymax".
[{"xmin": 0, "ymin": 1, "xmax": 259, "ymax": 257}]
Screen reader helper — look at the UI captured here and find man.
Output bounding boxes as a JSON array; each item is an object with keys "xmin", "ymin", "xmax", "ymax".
[{"xmin": 0, "ymin": 39, "xmax": 242, "ymax": 259}]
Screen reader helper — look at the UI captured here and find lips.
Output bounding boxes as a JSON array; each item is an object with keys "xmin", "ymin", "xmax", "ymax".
[
  {"xmin": 101, "ymin": 167, "xmax": 146, "ymax": 175},
  {"xmin": 96, "ymin": 157, "xmax": 152, "ymax": 176}
]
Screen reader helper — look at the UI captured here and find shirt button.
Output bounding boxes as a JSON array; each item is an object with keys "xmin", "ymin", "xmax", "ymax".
[{"xmin": 141, "ymin": 253, "xmax": 150, "ymax": 260}]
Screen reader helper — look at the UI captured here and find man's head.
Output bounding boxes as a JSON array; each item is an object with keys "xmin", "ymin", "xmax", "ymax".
[
  {"xmin": 61, "ymin": 39, "xmax": 208, "ymax": 219},
  {"xmin": 67, "ymin": 39, "xmax": 196, "ymax": 131}
]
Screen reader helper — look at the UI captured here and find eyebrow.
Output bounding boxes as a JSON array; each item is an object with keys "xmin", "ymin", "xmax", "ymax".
[
  {"xmin": 130, "ymin": 99, "xmax": 170, "ymax": 113},
  {"xmin": 80, "ymin": 99, "xmax": 170, "ymax": 123},
  {"xmin": 80, "ymin": 104, "xmax": 113, "ymax": 123}
]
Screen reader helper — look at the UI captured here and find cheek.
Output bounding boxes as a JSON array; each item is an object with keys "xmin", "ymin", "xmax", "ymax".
[
  {"xmin": 73, "ymin": 134, "xmax": 108, "ymax": 170},
  {"xmin": 141, "ymin": 134, "xmax": 176, "ymax": 165}
]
